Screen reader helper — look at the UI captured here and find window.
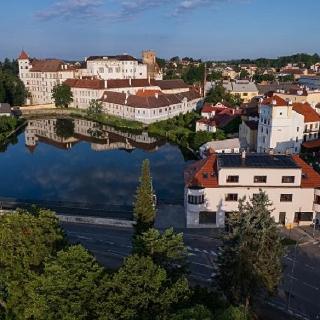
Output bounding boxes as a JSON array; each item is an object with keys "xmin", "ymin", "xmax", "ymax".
[
  {"xmin": 295, "ymin": 212, "xmax": 313, "ymax": 222},
  {"xmin": 225, "ymin": 193, "xmax": 238, "ymax": 202},
  {"xmin": 188, "ymin": 195, "xmax": 204, "ymax": 205},
  {"xmin": 199, "ymin": 211, "xmax": 216, "ymax": 224},
  {"xmin": 279, "ymin": 212, "xmax": 286, "ymax": 225},
  {"xmin": 282, "ymin": 176, "xmax": 295, "ymax": 183},
  {"xmin": 280, "ymin": 194, "xmax": 293, "ymax": 202},
  {"xmin": 226, "ymin": 175, "xmax": 239, "ymax": 183},
  {"xmin": 254, "ymin": 176, "xmax": 267, "ymax": 183}
]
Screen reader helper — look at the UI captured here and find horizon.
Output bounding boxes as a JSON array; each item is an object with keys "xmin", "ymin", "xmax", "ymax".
[{"xmin": 1, "ymin": 0, "xmax": 320, "ymax": 61}]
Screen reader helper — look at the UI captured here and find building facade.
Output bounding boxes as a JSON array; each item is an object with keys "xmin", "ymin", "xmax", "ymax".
[
  {"xmin": 256, "ymin": 95, "xmax": 320, "ymax": 154},
  {"xmin": 184, "ymin": 153, "xmax": 320, "ymax": 228}
]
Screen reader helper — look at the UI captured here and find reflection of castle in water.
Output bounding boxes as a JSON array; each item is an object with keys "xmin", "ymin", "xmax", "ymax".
[{"xmin": 25, "ymin": 118, "xmax": 164, "ymax": 152}]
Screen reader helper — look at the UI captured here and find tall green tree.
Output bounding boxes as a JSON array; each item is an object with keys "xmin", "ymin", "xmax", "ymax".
[
  {"xmin": 134, "ymin": 228, "xmax": 188, "ymax": 279},
  {"xmin": 0, "ymin": 210, "xmax": 65, "ymax": 317},
  {"xmin": 133, "ymin": 159, "xmax": 156, "ymax": 236},
  {"xmin": 96, "ymin": 255, "xmax": 190, "ymax": 320},
  {"xmin": 52, "ymin": 83, "xmax": 73, "ymax": 108},
  {"xmin": 23, "ymin": 245, "xmax": 104, "ymax": 320},
  {"xmin": 217, "ymin": 191, "xmax": 284, "ymax": 311}
]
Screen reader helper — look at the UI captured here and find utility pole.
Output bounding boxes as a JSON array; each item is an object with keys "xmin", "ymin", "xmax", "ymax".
[{"xmin": 203, "ymin": 62, "xmax": 207, "ymax": 98}]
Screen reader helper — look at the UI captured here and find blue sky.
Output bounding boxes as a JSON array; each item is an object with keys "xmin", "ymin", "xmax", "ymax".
[{"xmin": 1, "ymin": 0, "xmax": 319, "ymax": 61}]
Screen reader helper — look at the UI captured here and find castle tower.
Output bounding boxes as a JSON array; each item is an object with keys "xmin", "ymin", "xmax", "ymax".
[
  {"xmin": 142, "ymin": 50, "xmax": 163, "ymax": 80},
  {"xmin": 17, "ymin": 50, "xmax": 31, "ymax": 105}
]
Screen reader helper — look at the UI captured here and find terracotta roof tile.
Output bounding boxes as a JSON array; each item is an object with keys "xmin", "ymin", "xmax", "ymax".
[
  {"xmin": 261, "ymin": 95, "xmax": 287, "ymax": 106},
  {"xmin": 65, "ymin": 79, "xmax": 105, "ymax": 90},
  {"xmin": 292, "ymin": 155, "xmax": 320, "ymax": 188},
  {"xmin": 184, "ymin": 154, "xmax": 219, "ymax": 188},
  {"xmin": 18, "ymin": 50, "xmax": 29, "ymax": 60},
  {"xmin": 292, "ymin": 102, "xmax": 320, "ymax": 123}
]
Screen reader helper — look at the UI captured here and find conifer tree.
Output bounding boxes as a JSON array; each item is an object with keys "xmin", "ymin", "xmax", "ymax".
[
  {"xmin": 133, "ymin": 159, "xmax": 156, "ymax": 236},
  {"xmin": 217, "ymin": 191, "xmax": 284, "ymax": 311}
]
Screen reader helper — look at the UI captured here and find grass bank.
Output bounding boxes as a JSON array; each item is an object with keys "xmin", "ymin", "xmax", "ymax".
[
  {"xmin": 148, "ymin": 111, "xmax": 226, "ymax": 151},
  {"xmin": 0, "ymin": 116, "xmax": 25, "ymax": 145}
]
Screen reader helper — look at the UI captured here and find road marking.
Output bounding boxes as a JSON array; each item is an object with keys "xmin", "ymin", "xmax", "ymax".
[
  {"xmin": 190, "ymin": 261, "xmax": 215, "ymax": 269},
  {"xmin": 210, "ymin": 250, "xmax": 217, "ymax": 256},
  {"xmin": 186, "ymin": 246, "xmax": 218, "ymax": 256}
]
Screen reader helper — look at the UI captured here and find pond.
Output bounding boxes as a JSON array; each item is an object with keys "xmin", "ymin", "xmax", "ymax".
[{"xmin": 0, "ymin": 117, "xmax": 193, "ymax": 218}]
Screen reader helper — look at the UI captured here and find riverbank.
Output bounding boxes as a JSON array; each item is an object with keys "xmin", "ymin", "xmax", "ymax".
[
  {"xmin": 20, "ymin": 106, "xmax": 224, "ymax": 152},
  {"xmin": 0, "ymin": 116, "xmax": 26, "ymax": 146}
]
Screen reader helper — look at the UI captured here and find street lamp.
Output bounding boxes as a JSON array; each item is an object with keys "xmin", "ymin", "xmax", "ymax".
[{"xmin": 286, "ymin": 234, "xmax": 308, "ymax": 311}]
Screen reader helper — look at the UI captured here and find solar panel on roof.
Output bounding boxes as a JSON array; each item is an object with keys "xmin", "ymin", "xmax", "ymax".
[{"xmin": 218, "ymin": 154, "xmax": 299, "ymax": 169}]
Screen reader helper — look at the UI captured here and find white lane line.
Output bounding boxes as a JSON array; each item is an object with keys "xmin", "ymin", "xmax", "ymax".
[
  {"xmin": 210, "ymin": 250, "xmax": 217, "ymax": 256},
  {"xmin": 190, "ymin": 261, "xmax": 215, "ymax": 269}
]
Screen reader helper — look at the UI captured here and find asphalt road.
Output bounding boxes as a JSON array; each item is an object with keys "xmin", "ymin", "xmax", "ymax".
[
  {"xmin": 266, "ymin": 238, "xmax": 320, "ymax": 320},
  {"xmin": 61, "ymin": 222, "xmax": 320, "ymax": 319},
  {"xmin": 61, "ymin": 222, "xmax": 221, "ymax": 285}
]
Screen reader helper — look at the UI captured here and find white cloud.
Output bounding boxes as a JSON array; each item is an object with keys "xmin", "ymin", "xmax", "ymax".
[{"xmin": 35, "ymin": 0, "xmax": 244, "ymax": 21}]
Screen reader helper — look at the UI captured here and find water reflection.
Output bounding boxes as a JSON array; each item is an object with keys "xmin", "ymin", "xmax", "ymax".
[
  {"xmin": 25, "ymin": 117, "xmax": 164, "ymax": 153},
  {"xmin": 0, "ymin": 117, "xmax": 189, "ymax": 209}
]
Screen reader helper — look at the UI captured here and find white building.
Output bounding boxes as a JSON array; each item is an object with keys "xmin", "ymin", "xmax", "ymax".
[
  {"xmin": 184, "ymin": 153, "xmax": 320, "ymax": 228},
  {"xmin": 85, "ymin": 55, "xmax": 148, "ymax": 80},
  {"xmin": 199, "ymin": 138, "xmax": 240, "ymax": 158},
  {"xmin": 18, "ymin": 51, "xmax": 77, "ymax": 105},
  {"xmin": 257, "ymin": 95, "xmax": 320, "ymax": 154},
  {"xmin": 100, "ymin": 89, "xmax": 201, "ymax": 124}
]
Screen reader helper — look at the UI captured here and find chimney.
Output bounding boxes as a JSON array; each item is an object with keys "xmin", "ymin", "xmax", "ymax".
[
  {"xmin": 155, "ymin": 92, "xmax": 159, "ymax": 99},
  {"xmin": 272, "ymin": 99, "xmax": 277, "ymax": 106},
  {"xmin": 125, "ymin": 92, "xmax": 129, "ymax": 104},
  {"xmin": 129, "ymin": 78, "xmax": 132, "ymax": 86},
  {"xmin": 148, "ymin": 75, "xmax": 151, "ymax": 85},
  {"xmin": 104, "ymin": 80, "xmax": 108, "ymax": 88},
  {"xmin": 241, "ymin": 150, "xmax": 246, "ymax": 160}
]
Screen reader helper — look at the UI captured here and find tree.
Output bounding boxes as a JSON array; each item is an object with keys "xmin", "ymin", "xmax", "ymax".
[
  {"xmin": 52, "ymin": 83, "xmax": 73, "ymax": 108},
  {"xmin": 205, "ymin": 84, "xmax": 242, "ymax": 107},
  {"xmin": 134, "ymin": 228, "xmax": 188, "ymax": 279},
  {"xmin": 0, "ymin": 210, "xmax": 65, "ymax": 316},
  {"xmin": 87, "ymin": 99, "xmax": 103, "ymax": 117},
  {"xmin": 190, "ymin": 131, "xmax": 214, "ymax": 150},
  {"xmin": 217, "ymin": 191, "xmax": 284, "ymax": 311},
  {"xmin": 55, "ymin": 118, "xmax": 75, "ymax": 139},
  {"xmin": 23, "ymin": 245, "xmax": 104, "ymax": 320},
  {"xmin": 217, "ymin": 305, "xmax": 249, "ymax": 320},
  {"xmin": 170, "ymin": 305, "xmax": 213, "ymax": 320},
  {"xmin": 133, "ymin": 159, "xmax": 156, "ymax": 236},
  {"xmin": 0, "ymin": 71, "xmax": 26, "ymax": 106},
  {"xmin": 182, "ymin": 64, "xmax": 205, "ymax": 85},
  {"xmin": 239, "ymin": 70, "xmax": 249, "ymax": 80},
  {"xmin": 96, "ymin": 255, "xmax": 190, "ymax": 320}
]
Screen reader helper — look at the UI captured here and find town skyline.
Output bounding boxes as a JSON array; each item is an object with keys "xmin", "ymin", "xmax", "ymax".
[{"xmin": 1, "ymin": 0, "xmax": 320, "ymax": 60}]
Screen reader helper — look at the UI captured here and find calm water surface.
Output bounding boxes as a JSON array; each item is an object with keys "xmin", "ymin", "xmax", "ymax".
[{"xmin": 0, "ymin": 118, "xmax": 192, "ymax": 208}]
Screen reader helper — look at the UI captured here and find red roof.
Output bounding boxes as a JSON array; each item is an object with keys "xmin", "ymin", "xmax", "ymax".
[
  {"xmin": 196, "ymin": 118, "xmax": 216, "ymax": 127},
  {"xmin": 64, "ymin": 78, "xmax": 105, "ymax": 90},
  {"xmin": 18, "ymin": 50, "xmax": 29, "ymax": 60},
  {"xmin": 261, "ymin": 95, "xmax": 287, "ymax": 106},
  {"xmin": 184, "ymin": 154, "xmax": 219, "ymax": 188},
  {"xmin": 292, "ymin": 155, "xmax": 320, "ymax": 188},
  {"xmin": 292, "ymin": 102, "xmax": 320, "ymax": 123},
  {"xmin": 302, "ymin": 139, "xmax": 320, "ymax": 149},
  {"xmin": 136, "ymin": 90, "xmax": 162, "ymax": 97}
]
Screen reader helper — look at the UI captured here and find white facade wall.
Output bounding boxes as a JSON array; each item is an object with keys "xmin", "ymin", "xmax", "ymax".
[
  {"xmin": 71, "ymin": 88, "xmax": 105, "ymax": 109},
  {"xmin": 86, "ymin": 59, "xmax": 147, "ymax": 80},
  {"xmin": 19, "ymin": 59, "xmax": 76, "ymax": 105},
  {"xmin": 102, "ymin": 97, "xmax": 201, "ymax": 124},
  {"xmin": 186, "ymin": 167, "xmax": 317, "ymax": 228},
  {"xmin": 257, "ymin": 104, "xmax": 304, "ymax": 154}
]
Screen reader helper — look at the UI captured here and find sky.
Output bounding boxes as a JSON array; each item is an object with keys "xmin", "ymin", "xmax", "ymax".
[{"xmin": 1, "ymin": 0, "xmax": 320, "ymax": 61}]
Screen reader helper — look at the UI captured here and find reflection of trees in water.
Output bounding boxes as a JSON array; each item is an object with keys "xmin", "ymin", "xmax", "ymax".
[
  {"xmin": 87, "ymin": 122, "xmax": 107, "ymax": 139},
  {"xmin": 0, "ymin": 134, "xmax": 18, "ymax": 153},
  {"xmin": 55, "ymin": 118, "xmax": 75, "ymax": 139}
]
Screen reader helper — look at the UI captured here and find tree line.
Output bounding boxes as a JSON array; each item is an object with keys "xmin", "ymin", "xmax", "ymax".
[{"xmin": 0, "ymin": 59, "xmax": 26, "ymax": 106}]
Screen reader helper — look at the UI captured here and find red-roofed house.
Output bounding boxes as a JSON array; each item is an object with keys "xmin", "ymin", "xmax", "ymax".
[
  {"xmin": 185, "ymin": 153, "xmax": 320, "ymax": 228},
  {"xmin": 257, "ymin": 94, "xmax": 320, "ymax": 154}
]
